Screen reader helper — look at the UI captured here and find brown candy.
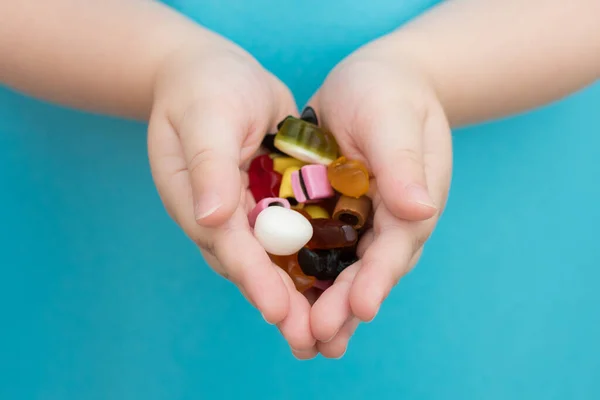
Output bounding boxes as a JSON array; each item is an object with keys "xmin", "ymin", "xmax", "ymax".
[
  {"xmin": 292, "ymin": 208, "xmax": 312, "ymax": 220},
  {"xmin": 307, "ymin": 219, "xmax": 358, "ymax": 250},
  {"xmin": 318, "ymin": 195, "xmax": 339, "ymax": 217},
  {"xmin": 332, "ymin": 195, "xmax": 372, "ymax": 230},
  {"xmin": 297, "ymin": 247, "xmax": 359, "ymax": 281},
  {"xmin": 269, "ymin": 253, "xmax": 315, "ymax": 293}
]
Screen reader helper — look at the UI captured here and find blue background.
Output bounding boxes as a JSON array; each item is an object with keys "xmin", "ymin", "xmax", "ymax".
[{"xmin": 1, "ymin": 0, "xmax": 599, "ymax": 398}]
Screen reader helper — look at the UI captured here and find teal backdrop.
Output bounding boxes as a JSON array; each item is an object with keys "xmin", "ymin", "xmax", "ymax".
[{"xmin": 1, "ymin": 1, "xmax": 599, "ymax": 399}]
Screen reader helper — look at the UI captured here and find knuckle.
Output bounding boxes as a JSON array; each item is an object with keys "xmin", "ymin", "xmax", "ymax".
[
  {"xmin": 413, "ymin": 232, "xmax": 427, "ymax": 254},
  {"xmin": 217, "ymin": 270, "xmax": 232, "ymax": 282},
  {"xmin": 195, "ymin": 237, "xmax": 216, "ymax": 257},
  {"xmin": 212, "ymin": 225, "xmax": 245, "ymax": 275},
  {"xmin": 198, "ymin": 240, "xmax": 239, "ymax": 285},
  {"xmin": 212, "ymin": 224, "xmax": 236, "ymax": 252},
  {"xmin": 408, "ymin": 222, "xmax": 432, "ymax": 254},
  {"xmin": 187, "ymin": 148, "xmax": 219, "ymax": 176},
  {"xmin": 396, "ymin": 148, "xmax": 424, "ymax": 171}
]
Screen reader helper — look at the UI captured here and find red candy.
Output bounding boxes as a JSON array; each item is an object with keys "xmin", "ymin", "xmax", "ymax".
[{"xmin": 248, "ymin": 155, "xmax": 282, "ymax": 203}]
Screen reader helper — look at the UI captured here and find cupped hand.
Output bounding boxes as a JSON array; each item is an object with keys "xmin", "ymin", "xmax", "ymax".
[
  {"xmin": 147, "ymin": 34, "xmax": 317, "ymax": 357},
  {"xmin": 306, "ymin": 44, "xmax": 453, "ymax": 358}
]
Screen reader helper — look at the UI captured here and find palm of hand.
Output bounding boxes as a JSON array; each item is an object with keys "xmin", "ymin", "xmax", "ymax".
[
  {"xmin": 147, "ymin": 45, "xmax": 312, "ymax": 342},
  {"xmin": 304, "ymin": 56, "xmax": 453, "ymax": 357}
]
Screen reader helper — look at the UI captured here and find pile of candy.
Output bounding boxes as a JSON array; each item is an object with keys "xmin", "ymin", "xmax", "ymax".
[{"xmin": 248, "ymin": 107, "xmax": 372, "ymax": 293}]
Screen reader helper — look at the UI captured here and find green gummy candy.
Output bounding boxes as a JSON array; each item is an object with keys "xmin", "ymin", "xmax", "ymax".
[{"xmin": 274, "ymin": 117, "xmax": 338, "ymax": 165}]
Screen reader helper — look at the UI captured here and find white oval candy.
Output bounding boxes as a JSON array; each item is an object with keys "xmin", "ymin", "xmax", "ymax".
[{"xmin": 253, "ymin": 206, "xmax": 313, "ymax": 256}]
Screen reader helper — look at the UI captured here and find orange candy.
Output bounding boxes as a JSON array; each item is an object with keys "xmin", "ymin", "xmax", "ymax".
[
  {"xmin": 327, "ymin": 156, "xmax": 369, "ymax": 198},
  {"xmin": 269, "ymin": 253, "xmax": 315, "ymax": 292}
]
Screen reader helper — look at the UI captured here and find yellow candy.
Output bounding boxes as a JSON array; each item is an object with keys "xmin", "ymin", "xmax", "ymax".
[
  {"xmin": 279, "ymin": 166, "xmax": 300, "ymax": 201},
  {"xmin": 273, "ymin": 157, "xmax": 306, "ymax": 175},
  {"xmin": 303, "ymin": 205, "xmax": 330, "ymax": 219}
]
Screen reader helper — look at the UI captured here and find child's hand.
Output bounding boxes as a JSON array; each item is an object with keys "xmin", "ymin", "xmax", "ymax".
[
  {"xmin": 306, "ymin": 45, "xmax": 453, "ymax": 358},
  {"xmin": 147, "ymin": 38, "xmax": 317, "ymax": 356}
]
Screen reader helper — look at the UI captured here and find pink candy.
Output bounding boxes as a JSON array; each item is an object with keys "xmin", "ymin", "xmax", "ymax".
[
  {"xmin": 291, "ymin": 164, "xmax": 334, "ymax": 203},
  {"xmin": 248, "ymin": 197, "xmax": 291, "ymax": 228}
]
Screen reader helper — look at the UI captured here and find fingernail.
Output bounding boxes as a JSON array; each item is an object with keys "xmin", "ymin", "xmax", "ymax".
[
  {"xmin": 194, "ymin": 193, "xmax": 222, "ymax": 220},
  {"xmin": 291, "ymin": 347, "xmax": 312, "ymax": 353},
  {"xmin": 405, "ymin": 184, "xmax": 436, "ymax": 209},
  {"xmin": 262, "ymin": 313, "xmax": 274, "ymax": 325}
]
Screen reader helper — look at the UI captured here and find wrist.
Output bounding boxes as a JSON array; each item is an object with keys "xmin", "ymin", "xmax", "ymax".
[
  {"xmin": 347, "ymin": 34, "xmax": 442, "ymax": 115},
  {"xmin": 150, "ymin": 22, "xmax": 249, "ymax": 111}
]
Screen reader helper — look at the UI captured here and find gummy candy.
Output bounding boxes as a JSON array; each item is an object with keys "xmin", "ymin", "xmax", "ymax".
[
  {"xmin": 297, "ymin": 247, "xmax": 358, "ymax": 281},
  {"xmin": 327, "ymin": 156, "xmax": 370, "ymax": 198},
  {"xmin": 307, "ymin": 219, "xmax": 358, "ymax": 250},
  {"xmin": 274, "ymin": 117, "xmax": 338, "ymax": 165},
  {"xmin": 248, "ymin": 155, "xmax": 282, "ymax": 202}
]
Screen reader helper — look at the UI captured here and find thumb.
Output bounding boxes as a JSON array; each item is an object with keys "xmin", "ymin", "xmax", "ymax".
[
  {"xmin": 175, "ymin": 103, "xmax": 242, "ymax": 227},
  {"xmin": 359, "ymin": 102, "xmax": 437, "ymax": 221}
]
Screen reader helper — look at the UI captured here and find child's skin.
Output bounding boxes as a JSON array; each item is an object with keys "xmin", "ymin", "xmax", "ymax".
[{"xmin": 2, "ymin": 0, "xmax": 598, "ymax": 359}]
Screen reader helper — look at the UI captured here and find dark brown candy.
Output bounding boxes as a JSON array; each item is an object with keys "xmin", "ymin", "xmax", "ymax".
[
  {"xmin": 307, "ymin": 219, "xmax": 357, "ymax": 250},
  {"xmin": 292, "ymin": 208, "xmax": 312, "ymax": 220},
  {"xmin": 261, "ymin": 134, "xmax": 286, "ymax": 156},
  {"xmin": 339, "ymin": 252, "xmax": 358, "ymax": 271},
  {"xmin": 297, "ymin": 247, "xmax": 359, "ymax": 281},
  {"xmin": 318, "ymin": 195, "xmax": 339, "ymax": 217},
  {"xmin": 300, "ymin": 106, "xmax": 319, "ymax": 125}
]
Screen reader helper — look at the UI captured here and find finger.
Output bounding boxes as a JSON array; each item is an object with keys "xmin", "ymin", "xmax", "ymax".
[
  {"xmin": 319, "ymin": 249, "xmax": 422, "ymax": 358},
  {"xmin": 357, "ymin": 101, "xmax": 437, "ymax": 221},
  {"xmin": 422, "ymin": 101, "xmax": 454, "ymax": 211},
  {"xmin": 148, "ymin": 116, "xmax": 290, "ymax": 324},
  {"xmin": 349, "ymin": 214, "xmax": 416, "ymax": 322},
  {"xmin": 174, "ymin": 102, "xmax": 243, "ymax": 226},
  {"xmin": 303, "ymin": 90, "xmax": 321, "ymax": 117},
  {"xmin": 270, "ymin": 77, "xmax": 301, "ymax": 131},
  {"xmin": 148, "ymin": 114, "xmax": 207, "ymax": 237},
  {"xmin": 291, "ymin": 347, "xmax": 319, "ymax": 361},
  {"xmin": 213, "ymin": 213, "xmax": 290, "ymax": 324},
  {"xmin": 409, "ymin": 247, "xmax": 423, "ymax": 274},
  {"xmin": 200, "ymin": 249, "xmax": 229, "ymax": 281},
  {"xmin": 276, "ymin": 267, "xmax": 317, "ymax": 351},
  {"xmin": 317, "ymin": 317, "xmax": 360, "ymax": 359},
  {"xmin": 310, "ymin": 261, "xmax": 361, "ymax": 342},
  {"xmin": 356, "ymin": 229, "xmax": 374, "ymax": 258},
  {"xmin": 303, "ymin": 288, "xmax": 321, "ymax": 306}
]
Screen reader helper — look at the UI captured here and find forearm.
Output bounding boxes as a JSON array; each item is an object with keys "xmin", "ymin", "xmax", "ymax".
[
  {"xmin": 0, "ymin": 0, "xmax": 215, "ymax": 119},
  {"xmin": 381, "ymin": 0, "xmax": 600, "ymax": 126}
]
